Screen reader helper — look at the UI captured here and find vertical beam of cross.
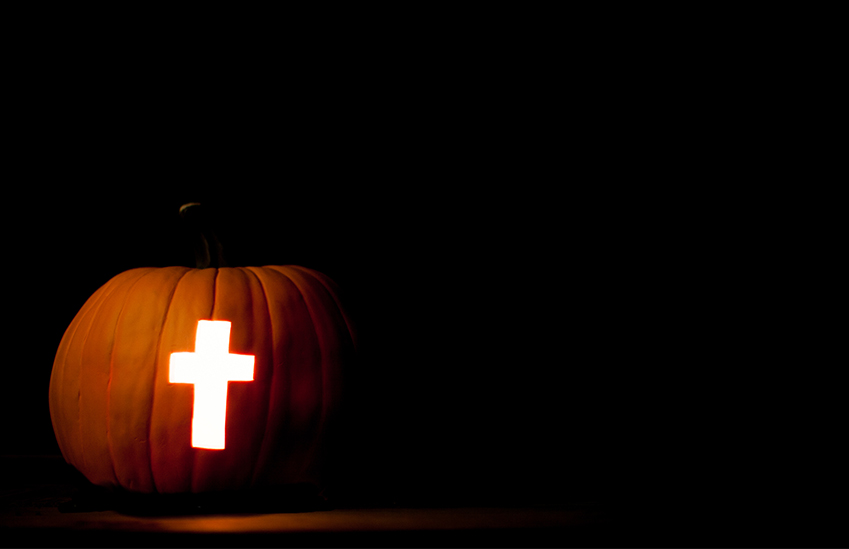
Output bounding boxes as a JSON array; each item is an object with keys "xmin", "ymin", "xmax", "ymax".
[{"xmin": 169, "ymin": 320, "xmax": 255, "ymax": 449}]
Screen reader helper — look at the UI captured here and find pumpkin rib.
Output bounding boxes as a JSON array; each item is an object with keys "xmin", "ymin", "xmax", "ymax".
[
  {"xmin": 50, "ymin": 274, "xmax": 123, "ymax": 469},
  {"xmin": 188, "ymin": 267, "xmax": 270, "ymax": 492},
  {"xmin": 147, "ymin": 267, "xmax": 192, "ymax": 493},
  {"xmin": 242, "ymin": 267, "xmax": 274, "ymax": 488},
  {"xmin": 269, "ymin": 266, "xmax": 329, "ymax": 482},
  {"xmin": 243, "ymin": 266, "xmax": 307, "ymax": 485},
  {"xmin": 282, "ymin": 266, "xmax": 354, "ymax": 485},
  {"xmin": 77, "ymin": 269, "xmax": 154, "ymax": 483},
  {"xmin": 243, "ymin": 267, "xmax": 278, "ymax": 487},
  {"xmin": 51, "ymin": 281, "xmax": 103, "ymax": 464},
  {"xmin": 70, "ymin": 274, "xmax": 128, "ymax": 475},
  {"xmin": 107, "ymin": 268, "xmax": 163, "ymax": 491}
]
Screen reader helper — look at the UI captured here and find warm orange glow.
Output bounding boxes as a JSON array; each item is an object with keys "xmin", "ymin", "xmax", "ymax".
[{"xmin": 169, "ymin": 320, "xmax": 255, "ymax": 449}]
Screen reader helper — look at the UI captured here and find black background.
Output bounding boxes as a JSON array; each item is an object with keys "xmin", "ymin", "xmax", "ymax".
[{"xmin": 2, "ymin": 20, "xmax": 843, "ymax": 536}]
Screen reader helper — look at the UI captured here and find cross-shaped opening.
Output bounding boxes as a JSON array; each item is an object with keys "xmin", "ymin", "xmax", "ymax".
[{"xmin": 169, "ymin": 320, "xmax": 255, "ymax": 449}]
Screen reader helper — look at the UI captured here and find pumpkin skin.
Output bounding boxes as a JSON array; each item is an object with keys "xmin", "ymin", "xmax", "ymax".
[{"xmin": 48, "ymin": 265, "xmax": 355, "ymax": 494}]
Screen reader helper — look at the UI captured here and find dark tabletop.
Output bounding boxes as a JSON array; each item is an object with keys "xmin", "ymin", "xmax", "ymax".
[{"xmin": 3, "ymin": 456, "xmax": 846, "ymax": 548}]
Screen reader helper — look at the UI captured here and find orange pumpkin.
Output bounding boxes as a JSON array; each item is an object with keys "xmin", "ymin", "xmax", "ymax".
[{"xmin": 48, "ymin": 265, "xmax": 355, "ymax": 494}]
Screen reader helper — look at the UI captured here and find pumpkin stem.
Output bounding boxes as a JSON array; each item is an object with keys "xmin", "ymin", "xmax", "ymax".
[{"xmin": 180, "ymin": 202, "xmax": 227, "ymax": 269}]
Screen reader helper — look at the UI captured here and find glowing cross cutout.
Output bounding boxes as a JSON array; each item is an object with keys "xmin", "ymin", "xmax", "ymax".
[{"xmin": 169, "ymin": 320, "xmax": 255, "ymax": 450}]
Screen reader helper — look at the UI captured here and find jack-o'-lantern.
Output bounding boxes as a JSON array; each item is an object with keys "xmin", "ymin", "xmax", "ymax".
[{"xmin": 48, "ymin": 205, "xmax": 356, "ymax": 494}]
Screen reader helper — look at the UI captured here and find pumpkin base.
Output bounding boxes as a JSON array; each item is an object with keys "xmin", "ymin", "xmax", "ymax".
[{"xmin": 59, "ymin": 482, "xmax": 330, "ymax": 516}]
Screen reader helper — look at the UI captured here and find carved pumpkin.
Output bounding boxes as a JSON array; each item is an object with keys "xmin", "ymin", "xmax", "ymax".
[{"xmin": 48, "ymin": 265, "xmax": 355, "ymax": 494}]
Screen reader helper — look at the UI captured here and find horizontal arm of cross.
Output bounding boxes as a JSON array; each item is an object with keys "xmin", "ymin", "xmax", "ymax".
[{"xmin": 170, "ymin": 352, "xmax": 254, "ymax": 384}]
